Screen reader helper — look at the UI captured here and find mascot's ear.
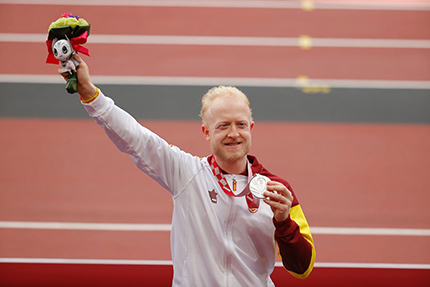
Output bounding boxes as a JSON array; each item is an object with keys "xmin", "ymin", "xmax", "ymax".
[
  {"xmin": 52, "ymin": 38, "xmax": 58, "ymax": 48},
  {"xmin": 52, "ymin": 38, "xmax": 58, "ymax": 58}
]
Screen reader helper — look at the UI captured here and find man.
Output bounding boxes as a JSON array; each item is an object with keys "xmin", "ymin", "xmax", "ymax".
[{"xmin": 63, "ymin": 54, "xmax": 315, "ymax": 286}]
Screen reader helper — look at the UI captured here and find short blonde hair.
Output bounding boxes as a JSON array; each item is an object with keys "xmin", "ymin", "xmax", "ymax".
[{"xmin": 200, "ymin": 86, "xmax": 253, "ymax": 126}]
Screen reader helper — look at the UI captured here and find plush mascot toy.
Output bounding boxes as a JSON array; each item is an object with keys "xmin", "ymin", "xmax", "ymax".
[{"xmin": 46, "ymin": 13, "xmax": 91, "ymax": 94}]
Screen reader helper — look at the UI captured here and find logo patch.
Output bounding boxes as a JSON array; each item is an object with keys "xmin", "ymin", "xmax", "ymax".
[{"xmin": 208, "ymin": 189, "xmax": 218, "ymax": 204}]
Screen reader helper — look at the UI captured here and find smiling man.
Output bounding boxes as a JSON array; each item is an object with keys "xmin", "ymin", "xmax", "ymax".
[{"xmin": 62, "ymin": 54, "xmax": 315, "ymax": 286}]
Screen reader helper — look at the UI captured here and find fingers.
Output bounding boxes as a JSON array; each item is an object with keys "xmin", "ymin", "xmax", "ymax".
[
  {"xmin": 72, "ymin": 53, "xmax": 90, "ymax": 79},
  {"xmin": 263, "ymin": 189, "xmax": 291, "ymax": 207},
  {"xmin": 266, "ymin": 181, "xmax": 293, "ymax": 201},
  {"xmin": 262, "ymin": 195, "xmax": 287, "ymax": 210},
  {"xmin": 262, "ymin": 181, "xmax": 293, "ymax": 222},
  {"xmin": 58, "ymin": 68, "xmax": 69, "ymax": 81},
  {"xmin": 73, "ymin": 53, "xmax": 82, "ymax": 62}
]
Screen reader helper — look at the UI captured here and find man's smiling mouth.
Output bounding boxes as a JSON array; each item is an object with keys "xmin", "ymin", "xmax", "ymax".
[{"xmin": 224, "ymin": 142, "xmax": 241, "ymax": 146}]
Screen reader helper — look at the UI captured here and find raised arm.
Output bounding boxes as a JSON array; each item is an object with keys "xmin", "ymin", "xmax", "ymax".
[{"xmin": 58, "ymin": 54, "xmax": 199, "ymax": 196}]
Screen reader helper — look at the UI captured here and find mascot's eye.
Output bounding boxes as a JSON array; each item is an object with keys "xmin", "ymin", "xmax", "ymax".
[
  {"xmin": 62, "ymin": 46, "xmax": 68, "ymax": 54},
  {"xmin": 53, "ymin": 48, "xmax": 58, "ymax": 57}
]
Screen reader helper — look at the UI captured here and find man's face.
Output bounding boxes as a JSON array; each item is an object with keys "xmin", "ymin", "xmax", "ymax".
[{"xmin": 202, "ymin": 95, "xmax": 254, "ymax": 163}]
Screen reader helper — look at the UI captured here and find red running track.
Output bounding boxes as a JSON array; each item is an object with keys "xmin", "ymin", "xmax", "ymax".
[
  {"xmin": 2, "ymin": 42, "xmax": 430, "ymax": 81},
  {"xmin": 0, "ymin": 119, "xmax": 429, "ymax": 286},
  {"xmin": 1, "ymin": 4, "xmax": 429, "ymax": 39}
]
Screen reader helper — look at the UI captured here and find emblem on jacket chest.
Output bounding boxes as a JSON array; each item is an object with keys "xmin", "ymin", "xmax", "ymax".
[{"xmin": 208, "ymin": 189, "xmax": 218, "ymax": 204}]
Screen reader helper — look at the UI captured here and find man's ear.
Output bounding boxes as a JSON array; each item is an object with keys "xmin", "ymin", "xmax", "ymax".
[
  {"xmin": 202, "ymin": 124, "xmax": 210, "ymax": 141},
  {"xmin": 250, "ymin": 121, "xmax": 255, "ymax": 131}
]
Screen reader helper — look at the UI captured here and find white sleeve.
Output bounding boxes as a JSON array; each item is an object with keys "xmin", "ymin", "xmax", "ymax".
[{"xmin": 82, "ymin": 90, "xmax": 201, "ymax": 196}]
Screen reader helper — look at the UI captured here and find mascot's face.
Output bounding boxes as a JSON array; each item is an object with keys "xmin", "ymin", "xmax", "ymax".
[{"xmin": 53, "ymin": 39, "xmax": 73, "ymax": 61}]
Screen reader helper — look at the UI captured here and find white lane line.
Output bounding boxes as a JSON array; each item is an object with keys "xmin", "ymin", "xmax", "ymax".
[
  {"xmin": 1, "ymin": 221, "xmax": 429, "ymax": 236},
  {"xmin": 311, "ymin": 227, "xmax": 430, "ymax": 236},
  {"xmin": 0, "ymin": 258, "xmax": 429, "ymax": 269},
  {"xmin": 1, "ymin": 74, "xmax": 430, "ymax": 90},
  {"xmin": 1, "ymin": 0, "xmax": 429, "ymax": 11},
  {"xmin": 0, "ymin": 221, "xmax": 171, "ymax": 231},
  {"xmin": 0, "ymin": 258, "xmax": 173, "ymax": 265},
  {"xmin": 2, "ymin": 33, "xmax": 430, "ymax": 49},
  {"xmin": 311, "ymin": 262, "xmax": 430, "ymax": 270}
]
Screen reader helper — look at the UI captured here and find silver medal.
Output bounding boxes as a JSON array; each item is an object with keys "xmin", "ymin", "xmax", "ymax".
[{"xmin": 249, "ymin": 174, "xmax": 270, "ymax": 199}]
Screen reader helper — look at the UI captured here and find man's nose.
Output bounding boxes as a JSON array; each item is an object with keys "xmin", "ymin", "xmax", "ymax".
[{"xmin": 228, "ymin": 125, "xmax": 240, "ymax": 138}]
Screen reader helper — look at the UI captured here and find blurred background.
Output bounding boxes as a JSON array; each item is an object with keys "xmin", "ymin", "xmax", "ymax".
[{"xmin": 0, "ymin": 0, "xmax": 429, "ymax": 286}]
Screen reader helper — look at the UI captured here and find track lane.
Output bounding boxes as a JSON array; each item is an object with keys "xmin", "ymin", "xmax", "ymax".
[
  {"xmin": 0, "ymin": 229, "xmax": 429, "ymax": 265},
  {"xmin": 0, "ymin": 229, "xmax": 171, "ymax": 260},
  {"xmin": 1, "ymin": 42, "xmax": 429, "ymax": 81},
  {"xmin": 1, "ymin": 119, "xmax": 429, "ymax": 230},
  {"xmin": 1, "ymin": 4, "xmax": 430, "ymax": 39}
]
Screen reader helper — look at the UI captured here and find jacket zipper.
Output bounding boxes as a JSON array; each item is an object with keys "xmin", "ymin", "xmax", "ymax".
[{"xmin": 224, "ymin": 175, "xmax": 236, "ymax": 286}]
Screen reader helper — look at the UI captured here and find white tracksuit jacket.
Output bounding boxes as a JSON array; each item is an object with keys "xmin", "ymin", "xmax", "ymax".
[{"xmin": 83, "ymin": 90, "xmax": 312, "ymax": 286}]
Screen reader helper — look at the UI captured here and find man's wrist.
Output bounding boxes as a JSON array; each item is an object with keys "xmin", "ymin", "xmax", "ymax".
[
  {"xmin": 273, "ymin": 216, "xmax": 296, "ymax": 237},
  {"xmin": 81, "ymin": 88, "xmax": 99, "ymax": 104},
  {"xmin": 79, "ymin": 83, "xmax": 98, "ymax": 101}
]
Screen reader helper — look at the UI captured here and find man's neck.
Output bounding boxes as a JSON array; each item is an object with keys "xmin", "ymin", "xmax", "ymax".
[{"xmin": 215, "ymin": 156, "xmax": 247, "ymax": 175}]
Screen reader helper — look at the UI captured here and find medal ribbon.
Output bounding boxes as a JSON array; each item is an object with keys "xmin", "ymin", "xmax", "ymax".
[{"xmin": 209, "ymin": 156, "xmax": 260, "ymax": 213}]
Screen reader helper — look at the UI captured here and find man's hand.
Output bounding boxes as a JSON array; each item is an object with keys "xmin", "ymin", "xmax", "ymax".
[
  {"xmin": 59, "ymin": 53, "xmax": 97, "ymax": 100},
  {"xmin": 263, "ymin": 181, "xmax": 293, "ymax": 222}
]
